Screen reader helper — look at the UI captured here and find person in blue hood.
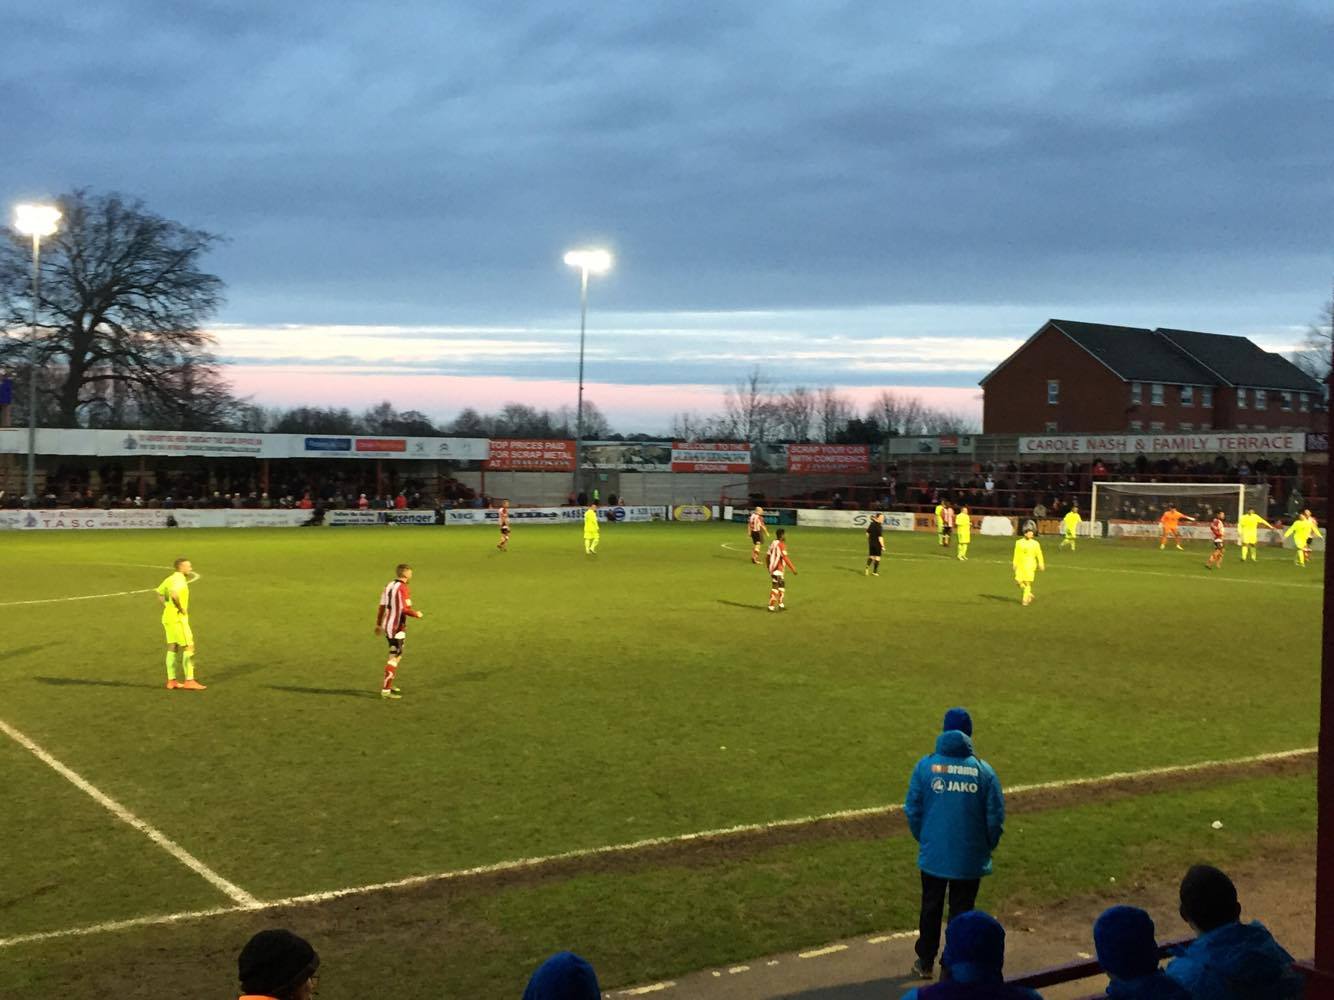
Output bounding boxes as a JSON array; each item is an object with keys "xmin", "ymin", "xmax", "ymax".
[
  {"xmin": 904, "ymin": 707, "xmax": 1006, "ymax": 979},
  {"xmin": 900, "ymin": 910, "xmax": 1043, "ymax": 999},
  {"xmin": 1093, "ymin": 905, "xmax": 1189, "ymax": 999},
  {"xmin": 1164, "ymin": 865, "xmax": 1302, "ymax": 999},
  {"xmin": 522, "ymin": 951, "xmax": 601, "ymax": 1000}
]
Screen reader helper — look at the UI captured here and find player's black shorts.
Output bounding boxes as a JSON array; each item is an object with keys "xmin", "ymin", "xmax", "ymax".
[
  {"xmin": 1213, "ymin": 540, "xmax": 1224, "ymax": 550},
  {"xmin": 868, "ymin": 539, "xmax": 882, "ymax": 557},
  {"xmin": 770, "ymin": 571, "xmax": 785, "ymax": 588},
  {"xmin": 750, "ymin": 530, "xmax": 763, "ymax": 544},
  {"xmin": 500, "ymin": 525, "xmax": 510, "ymax": 534},
  {"xmin": 942, "ymin": 525, "xmax": 953, "ymax": 535},
  {"xmin": 386, "ymin": 630, "xmax": 406, "ymax": 656}
]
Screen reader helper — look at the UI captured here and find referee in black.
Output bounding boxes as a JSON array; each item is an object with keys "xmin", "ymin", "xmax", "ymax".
[{"xmin": 865, "ymin": 511, "xmax": 885, "ymax": 576}]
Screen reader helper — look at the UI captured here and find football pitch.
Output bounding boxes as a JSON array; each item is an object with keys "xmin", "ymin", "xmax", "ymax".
[{"xmin": 0, "ymin": 522, "xmax": 1322, "ymax": 997}]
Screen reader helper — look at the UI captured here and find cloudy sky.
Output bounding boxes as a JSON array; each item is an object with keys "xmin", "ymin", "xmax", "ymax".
[{"xmin": 4, "ymin": 2, "xmax": 1331, "ymax": 432}]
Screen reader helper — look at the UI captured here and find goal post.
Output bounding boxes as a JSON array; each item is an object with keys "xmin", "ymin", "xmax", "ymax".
[{"xmin": 1090, "ymin": 482, "xmax": 1270, "ymax": 538}]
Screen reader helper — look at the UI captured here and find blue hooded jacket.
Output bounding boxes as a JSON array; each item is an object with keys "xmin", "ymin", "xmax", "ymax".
[
  {"xmin": 904, "ymin": 730, "xmax": 1005, "ymax": 880},
  {"xmin": 1164, "ymin": 921, "xmax": 1302, "ymax": 1000}
]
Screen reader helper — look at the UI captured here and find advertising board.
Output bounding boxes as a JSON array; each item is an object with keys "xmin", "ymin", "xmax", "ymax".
[
  {"xmin": 172, "ymin": 509, "xmax": 314, "ymax": 529},
  {"xmin": 1019, "ymin": 432, "xmax": 1306, "ymax": 455},
  {"xmin": 786, "ymin": 444, "xmax": 870, "ymax": 474},
  {"xmin": 485, "ymin": 439, "xmax": 576, "ymax": 471},
  {"xmin": 4, "ymin": 508, "xmax": 170, "ymax": 530},
  {"xmin": 671, "ymin": 442, "xmax": 750, "ymax": 473},
  {"xmin": 795, "ymin": 509, "xmax": 915, "ymax": 530},
  {"xmin": 672, "ymin": 504, "xmax": 713, "ymax": 522}
]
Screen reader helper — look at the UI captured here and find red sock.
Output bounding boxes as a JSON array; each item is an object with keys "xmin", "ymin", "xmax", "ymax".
[{"xmin": 382, "ymin": 665, "xmax": 397, "ymax": 691}]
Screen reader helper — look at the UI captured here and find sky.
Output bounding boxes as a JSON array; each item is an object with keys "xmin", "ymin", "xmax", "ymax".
[{"xmin": 3, "ymin": 2, "xmax": 1331, "ymax": 433}]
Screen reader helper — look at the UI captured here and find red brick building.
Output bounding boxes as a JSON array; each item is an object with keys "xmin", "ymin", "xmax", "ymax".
[{"xmin": 981, "ymin": 319, "xmax": 1323, "ymax": 434}]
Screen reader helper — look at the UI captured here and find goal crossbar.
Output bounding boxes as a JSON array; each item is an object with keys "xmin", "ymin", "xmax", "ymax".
[{"xmin": 1090, "ymin": 481, "xmax": 1262, "ymax": 528}]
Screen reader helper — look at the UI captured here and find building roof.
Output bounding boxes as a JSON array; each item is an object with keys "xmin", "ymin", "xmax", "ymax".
[
  {"xmin": 1155, "ymin": 328, "xmax": 1322, "ymax": 392},
  {"xmin": 980, "ymin": 318, "xmax": 1323, "ymax": 392},
  {"xmin": 1048, "ymin": 320, "xmax": 1219, "ymax": 384}
]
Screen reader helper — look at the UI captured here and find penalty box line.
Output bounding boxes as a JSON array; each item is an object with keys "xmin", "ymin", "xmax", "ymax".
[
  {"xmin": 0, "ymin": 717, "xmax": 259, "ymax": 910},
  {"xmin": 0, "ymin": 744, "xmax": 1314, "ymax": 950}
]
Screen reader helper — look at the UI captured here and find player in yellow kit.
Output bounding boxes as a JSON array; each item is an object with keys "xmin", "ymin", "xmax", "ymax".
[
  {"xmin": 1060, "ymin": 505, "xmax": 1081, "ymax": 551},
  {"xmin": 155, "ymin": 557, "xmax": 205, "ymax": 690},
  {"xmin": 583, "ymin": 501, "xmax": 601, "ymax": 554},
  {"xmin": 1012, "ymin": 527, "xmax": 1045, "ymax": 606},
  {"xmin": 956, "ymin": 504, "xmax": 971, "ymax": 561},
  {"xmin": 1284, "ymin": 510, "xmax": 1322, "ymax": 567},
  {"xmin": 1237, "ymin": 507, "xmax": 1273, "ymax": 562}
]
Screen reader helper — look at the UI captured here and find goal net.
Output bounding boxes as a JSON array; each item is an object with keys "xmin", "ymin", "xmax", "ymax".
[{"xmin": 1090, "ymin": 482, "xmax": 1269, "ymax": 540}]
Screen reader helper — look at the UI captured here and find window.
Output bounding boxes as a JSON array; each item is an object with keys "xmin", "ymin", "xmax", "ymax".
[
  {"xmin": 1202, "ymin": 387, "xmax": 1214, "ymax": 408},
  {"xmin": 1180, "ymin": 385, "xmax": 1194, "ymax": 406},
  {"xmin": 1131, "ymin": 382, "xmax": 1143, "ymax": 405},
  {"xmin": 1044, "ymin": 421, "xmax": 1058, "ymax": 433},
  {"xmin": 1238, "ymin": 387, "xmax": 1248, "ymax": 409},
  {"xmin": 1129, "ymin": 420, "xmax": 1143, "ymax": 431},
  {"xmin": 1281, "ymin": 391, "xmax": 1293, "ymax": 411},
  {"xmin": 1150, "ymin": 421, "xmax": 1165, "ymax": 432},
  {"xmin": 1179, "ymin": 422, "xmax": 1193, "ymax": 431},
  {"xmin": 1301, "ymin": 393, "xmax": 1311, "ymax": 412},
  {"xmin": 1255, "ymin": 388, "xmax": 1267, "ymax": 409},
  {"xmin": 1047, "ymin": 379, "xmax": 1059, "ymax": 405},
  {"xmin": 1151, "ymin": 383, "xmax": 1165, "ymax": 406}
]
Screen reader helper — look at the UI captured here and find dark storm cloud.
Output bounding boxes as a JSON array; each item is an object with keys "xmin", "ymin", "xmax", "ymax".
[{"xmin": 3, "ymin": 1, "xmax": 1330, "ymax": 329}]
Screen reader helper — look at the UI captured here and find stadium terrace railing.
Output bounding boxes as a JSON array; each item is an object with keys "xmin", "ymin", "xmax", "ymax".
[{"xmin": 1006, "ymin": 938, "xmax": 1192, "ymax": 997}]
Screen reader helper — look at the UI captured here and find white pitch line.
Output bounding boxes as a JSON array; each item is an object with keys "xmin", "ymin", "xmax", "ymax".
[
  {"xmin": 0, "ymin": 571, "xmax": 201, "ymax": 608},
  {"xmin": 867, "ymin": 930, "xmax": 918, "ymax": 944},
  {"xmin": 0, "ymin": 745, "xmax": 1315, "ymax": 949},
  {"xmin": 0, "ymin": 718, "xmax": 259, "ymax": 909},
  {"xmin": 615, "ymin": 984, "xmax": 675, "ymax": 996},
  {"xmin": 799, "ymin": 943, "xmax": 848, "ymax": 959}
]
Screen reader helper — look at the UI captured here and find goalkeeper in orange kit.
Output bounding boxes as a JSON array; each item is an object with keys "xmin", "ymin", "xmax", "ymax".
[{"xmin": 1159, "ymin": 506, "xmax": 1194, "ymax": 550}]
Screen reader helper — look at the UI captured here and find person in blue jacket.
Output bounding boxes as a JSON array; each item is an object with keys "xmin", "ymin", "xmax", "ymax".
[
  {"xmin": 900, "ymin": 910, "xmax": 1043, "ymax": 1000},
  {"xmin": 1093, "ymin": 905, "xmax": 1190, "ymax": 999},
  {"xmin": 905, "ymin": 707, "xmax": 1006, "ymax": 980},
  {"xmin": 1165, "ymin": 865, "xmax": 1302, "ymax": 999},
  {"xmin": 522, "ymin": 951, "xmax": 600, "ymax": 1000}
]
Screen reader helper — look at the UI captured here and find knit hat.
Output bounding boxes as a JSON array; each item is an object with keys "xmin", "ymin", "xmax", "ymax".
[
  {"xmin": 522, "ymin": 951, "xmax": 601, "ymax": 1000},
  {"xmin": 237, "ymin": 929, "xmax": 319, "ymax": 996},
  {"xmin": 1094, "ymin": 905, "xmax": 1160, "ymax": 978},
  {"xmin": 943, "ymin": 707, "xmax": 973, "ymax": 736},
  {"xmin": 941, "ymin": 910, "xmax": 1005, "ymax": 983},
  {"xmin": 1179, "ymin": 865, "xmax": 1241, "ymax": 932}
]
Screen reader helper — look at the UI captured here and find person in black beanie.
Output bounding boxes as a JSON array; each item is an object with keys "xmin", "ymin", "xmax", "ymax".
[
  {"xmin": 1165, "ymin": 864, "xmax": 1302, "ymax": 999},
  {"xmin": 237, "ymin": 929, "xmax": 320, "ymax": 1000}
]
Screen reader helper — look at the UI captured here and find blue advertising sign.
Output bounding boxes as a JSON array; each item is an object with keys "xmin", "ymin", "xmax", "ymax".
[
  {"xmin": 304, "ymin": 437, "xmax": 352, "ymax": 452},
  {"xmin": 0, "ymin": 378, "xmax": 12, "ymax": 406}
]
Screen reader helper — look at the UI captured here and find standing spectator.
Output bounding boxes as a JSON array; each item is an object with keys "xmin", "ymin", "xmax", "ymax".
[
  {"xmin": 905, "ymin": 707, "xmax": 1006, "ymax": 979},
  {"xmin": 236, "ymin": 928, "xmax": 319, "ymax": 1000},
  {"xmin": 900, "ymin": 911, "xmax": 1041, "ymax": 999},
  {"xmin": 357, "ymin": 493, "xmax": 370, "ymax": 510},
  {"xmin": 1093, "ymin": 905, "xmax": 1189, "ymax": 999},
  {"xmin": 394, "ymin": 491, "xmax": 407, "ymax": 510},
  {"xmin": 523, "ymin": 950, "xmax": 600, "ymax": 1000},
  {"xmin": 1165, "ymin": 865, "xmax": 1303, "ymax": 999}
]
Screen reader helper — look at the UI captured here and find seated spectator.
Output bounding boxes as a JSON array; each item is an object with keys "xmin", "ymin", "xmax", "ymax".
[
  {"xmin": 901, "ymin": 910, "xmax": 1042, "ymax": 999},
  {"xmin": 522, "ymin": 950, "xmax": 600, "ymax": 999},
  {"xmin": 1093, "ymin": 905, "xmax": 1188, "ymax": 998},
  {"xmin": 237, "ymin": 928, "xmax": 319, "ymax": 1000},
  {"xmin": 1165, "ymin": 864, "xmax": 1302, "ymax": 999}
]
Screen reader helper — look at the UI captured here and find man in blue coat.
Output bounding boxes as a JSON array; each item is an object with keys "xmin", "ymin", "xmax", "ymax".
[
  {"xmin": 905, "ymin": 707, "xmax": 1006, "ymax": 979},
  {"xmin": 1165, "ymin": 865, "xmax": 1302, "ymax": 999}
]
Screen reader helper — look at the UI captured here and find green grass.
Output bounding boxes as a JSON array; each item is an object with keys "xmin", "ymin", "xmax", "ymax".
[{"xmin": 0, "ymin": 523, "xmax": 1321, "ymax": 995}]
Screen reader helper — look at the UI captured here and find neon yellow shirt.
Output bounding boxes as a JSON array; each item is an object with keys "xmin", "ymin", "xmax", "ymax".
[
  {"xmin": 156, "ymin": 571, "xmax": 189, "ymax": 624},
  {"xmin": 934, "ymin": 504, "xmax": 944, "ymax": 528},
  {"xmin": 1238, "ymin": 512, "xmax": 1272, "ymax": 544},
  {"xmin": 1013, "ymin": 537, "xmax": 1044, "ymax": 575},
  {"xmin": 1062, "ymin": 511, "xmax": 1080, "ymax": 536},
  {"xmin": 584, "ymin": 508, "xmax": 600, "ymax": 537},
  {"xmin": 1286, "ymin": 518, "xmax": 1320, "ymax": 545},
  {"xmin": 956, "ymin": 510, "xmax": 971, "ymax": 541}
]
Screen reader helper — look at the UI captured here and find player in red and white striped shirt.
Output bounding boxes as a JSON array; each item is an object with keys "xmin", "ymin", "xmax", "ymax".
[
  {"xmin": 748, "ymin": 507, "xmax": 769, "ymax": 564},
  {"xmin": 1205, "ymin": 511, "xmax": 1226, "ymax": 570},
  {"xmin": 496, "ymin": 499, "xmax": 511, "ymax": 552},
  {"xmin": 767, "ymin": 529, "xmax": 797, "ymax": 611},
  {"xmin": 373, "ymin": 563, "xmax": 424, "ymax": 699}
]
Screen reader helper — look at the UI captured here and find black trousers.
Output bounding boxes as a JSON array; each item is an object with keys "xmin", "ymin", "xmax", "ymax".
[{"xmin": 916, "ymin": 871, "xmax": 981, "ymax": 964}]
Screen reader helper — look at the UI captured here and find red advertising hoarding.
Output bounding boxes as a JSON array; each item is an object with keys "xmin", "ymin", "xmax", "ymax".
[
  {"xmin": 670, "ymin": 442, "xmax": 751, "ymax": 473},
  {"xmin": 485, "ymin": 439, "xmax": 576, "ymax": 471},
  {"xmin": 786, "ymin": 444, "xmax": 870, "ymax": 474},
  {"xmin": 355, "ymin": 438, "xmax": 407, "ymax": 453}
]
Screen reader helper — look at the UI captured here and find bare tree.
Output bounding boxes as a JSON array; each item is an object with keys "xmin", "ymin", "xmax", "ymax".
[
  {"xmin": 0, "ymin": 190, "xmax": 234, "ymax": 427},
  {"xmin": 817, "ymin": 386, "xmax": 853, "ymax": 442},
  {"xmin": 774, "ymin": 385, "xmax": 816, "ymax": 441},
  {"xmin": 721, "ymin": 367, "xmax": 777, "ymax": 442},
  {"xmin": 1293, "ymin": 279, "xmax": 1333, "ymax": 384}
]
